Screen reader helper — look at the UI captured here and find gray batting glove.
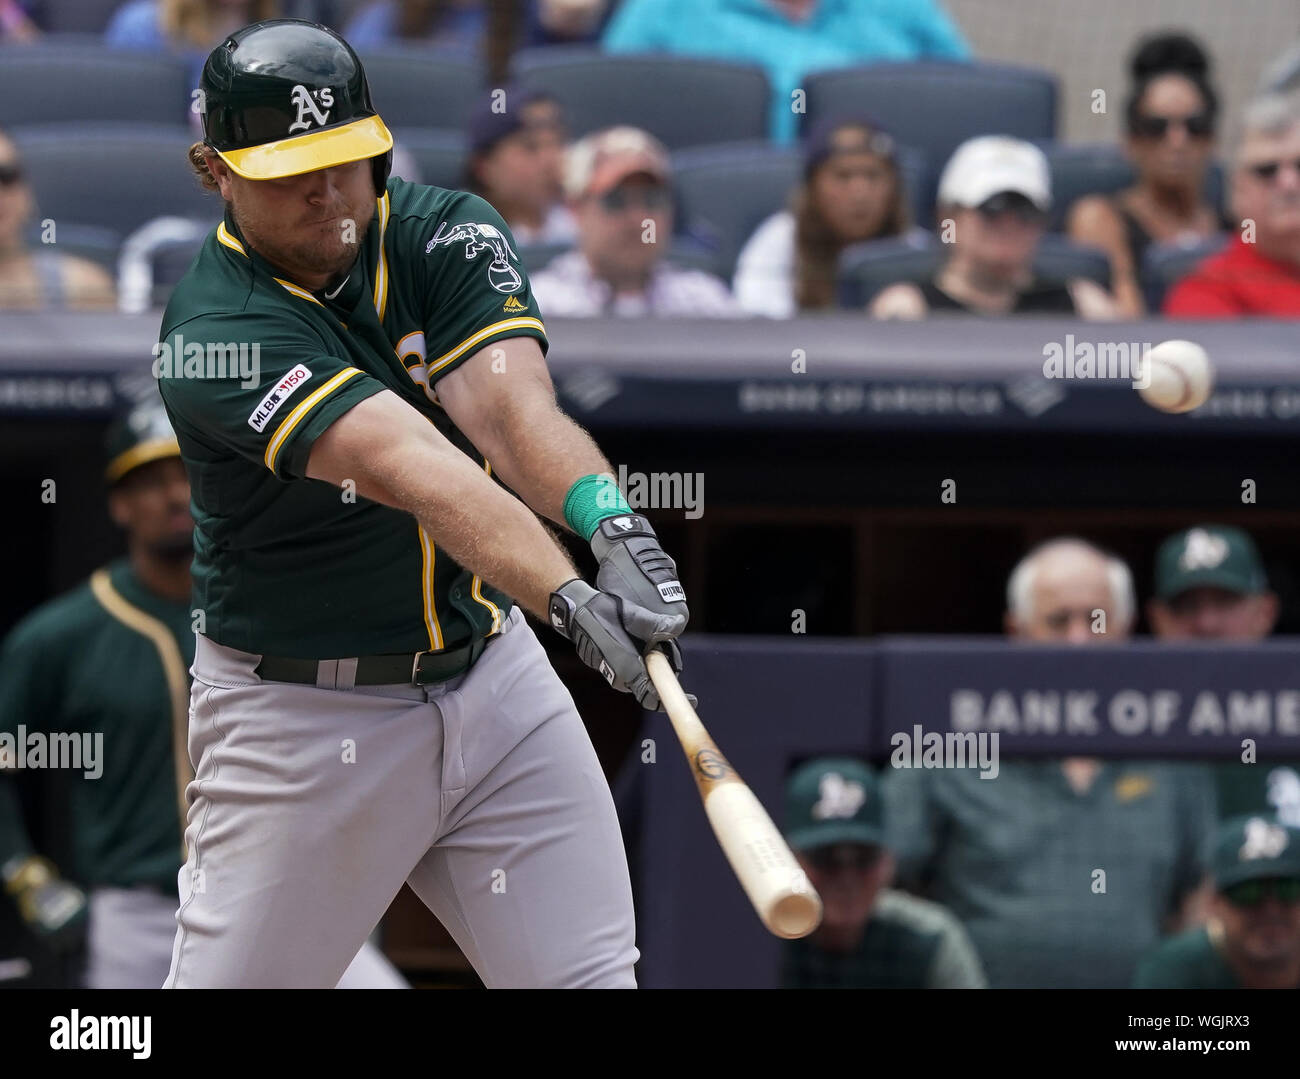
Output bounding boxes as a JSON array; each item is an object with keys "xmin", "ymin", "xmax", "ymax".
[
  {"xmin": 590, "ymin": 514, "xmax": 689, "ymax": 644},
  {"xmin": 549, "ymin": 579, "xmax": 689, "ymax": 712}
]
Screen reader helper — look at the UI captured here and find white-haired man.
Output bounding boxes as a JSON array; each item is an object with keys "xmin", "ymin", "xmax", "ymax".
[{"xmin": 884, "ymin": 537, "xmax": 1217, "ymax": 988}]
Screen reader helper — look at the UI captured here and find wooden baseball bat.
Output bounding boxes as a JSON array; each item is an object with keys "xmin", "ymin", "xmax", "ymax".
[{"xmin": 645, "ymin": 650, "xmax": 823, "ymax": 940}]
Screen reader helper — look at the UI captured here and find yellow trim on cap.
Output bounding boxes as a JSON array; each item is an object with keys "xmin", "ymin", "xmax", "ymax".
[
  {"xmin": 216, "ymin": 114, "xmax": 394, "ymax": 181},
  {"xmin": 106, "ymin": 437, "xmax": 182, "ymax": 483},
  {"xmin": 263, "ymin": 367, "xmax": 364, "ymax": 473},
  {"xmin": 216, "ymin": 221, "xmax": 246, "ymax": 257},
  {"xmin": 426, "ymin": 318, "xmax": 546, "ymax": 377},
  {"xmin": 89, "ymin": 569, "xmax": 193, "ymax": 861}
]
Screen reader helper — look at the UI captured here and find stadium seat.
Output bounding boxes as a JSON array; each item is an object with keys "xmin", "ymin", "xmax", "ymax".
[
  {"xmin": 24, "ymin": 1, "xmax": 123, "ymax": 34},
  {"xmin": 1140, "ymin": 235, "xmax": 1229, "ymax": 312},
  {"xmin": 1043, "ymin": 143, "xmax": 1228, "ymax": 230},
  {"xmin": 801, "ymin": 61, "xmax": 1057, "ymax": 175},
  {"xmin": 836, "ymin": 233, "xmax": 1110, "ymax": 307},
  {"xmin": 391, "ymin": 129, "xmax": 468, "ymax": 190},
  {"xmin": 0, "ymin": 44, "xmax": 191, "ymax": 128},
  {"xmin": 511, "ymin": 47, "xmax": 770, "ymax": 150},
  {"xmin": 12, "ymin": 124, "xmax": 218, "ymax": 244},
  {"xmin": 359, "ymin": 47, "xmax": 485, "ymax": 132},
  {"xmin": 671, "ymin": 140, "xmax": 932, "ymax": 279}
]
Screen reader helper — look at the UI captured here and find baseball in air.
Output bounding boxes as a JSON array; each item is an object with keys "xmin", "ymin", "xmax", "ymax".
[{"xmin": 1137, "ymin": 340, "xmax": 1214, "ymax": 414}]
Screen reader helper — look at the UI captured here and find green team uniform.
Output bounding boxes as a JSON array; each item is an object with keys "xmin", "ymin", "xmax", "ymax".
[
  {"xmin": 158, "ymin": 179, "xmax": 547, "ymax": 658},
  {"xmin": 0, "ymin": 559, "xmax": 191, "ymax": 889},
  {"xmin": 1132, "ymin": 926, "xmax": 1240, "ymax": 988},
  {"xmin": 883, "ymin": 761, "xmax": 1217, "ymax": 989},
  {"xmin": 782, "ymin": 888, "xmax": 987, "ymax": 988},
  {"xmin": 1216, "ymin": 761, "xmax": 1300, "ymax": 828}
]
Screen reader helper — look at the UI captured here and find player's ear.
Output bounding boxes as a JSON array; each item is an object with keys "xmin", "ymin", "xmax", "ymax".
[{"xmin": 106, "ymin": 487, "xmax": 131, "ymax": 530}]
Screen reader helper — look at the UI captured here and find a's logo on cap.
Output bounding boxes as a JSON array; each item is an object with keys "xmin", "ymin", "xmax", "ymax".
[
  {"xmin": 288, "ymin": 84, "xmax": 334, "ymax": 133},
  {"xmin": 1239, "ymin": 816, "xmax": 1289, "ymax": 861},
  {"xmin": 1180, "ymin": 528, "xmax": 1229, "ymax": 571},
  {"xmin": 812, "ymin": 773, "xmax": 866, "ymax": 821}
]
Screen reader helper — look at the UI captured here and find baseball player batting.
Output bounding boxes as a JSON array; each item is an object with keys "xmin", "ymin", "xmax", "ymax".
[
  {"xmin": 0, "ymin": 402, "xmax": 405, "ymax": 988},
  {"xmin": 157, "ymin": 19, "xmax": 689, "ymax": 988}
]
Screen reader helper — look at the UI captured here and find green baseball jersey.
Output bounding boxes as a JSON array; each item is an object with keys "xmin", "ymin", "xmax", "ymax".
[
  {"xmin": 781, "ymin": 888, "xmax": 987, "ymax": 988},
  {"xmin": 1132, "ymin": 925, "xmax": 1241, "ymax": 988},
  {"xmin": 0, "ymin": 560, "xmax": 192, "ymax": 889},
  {"xmin": 157, "ymin": 179, "xmax": 548, "ymax": 658},
  {"xmin": 883, "ymin": 760, "xmax": 1217, "ymax": 989}
]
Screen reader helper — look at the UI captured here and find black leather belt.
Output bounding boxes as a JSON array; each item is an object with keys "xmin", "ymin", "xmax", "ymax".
[{"xmin": 255, "ymin": 636, "xmax": 490, "ymax": 687}]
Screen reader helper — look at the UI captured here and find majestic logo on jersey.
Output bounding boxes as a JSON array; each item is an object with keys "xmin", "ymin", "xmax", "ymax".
[
  {"xmin": 287, "ymin": 85, "xmax": 334, "ymax": 133},
  {"xmin": 425, "ymin": 221, "xmax": 523, "ymax": 294},
  {"xmin": 502, "ymin": 295, "xmax": 528, "ymax": 313},
  {"xmin": 248, "ymin": 364, "xmax": 313, "ymax": 432},
  {"xmin": 812, "ymin": 773, "xmax": 866, "ymax": 820},
  {"xmin": 1180, "ymin": 528, "xmax": 1229, "ymax": 571}
]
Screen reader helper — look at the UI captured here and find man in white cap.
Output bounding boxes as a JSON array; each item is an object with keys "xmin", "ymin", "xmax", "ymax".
[
  {"xmin": 530, "ymin": 126, "xmax": 740, "ymax": 317},
  {"xmin": 871, "ymin": 135, "xmax": 1119, "ymax": 319}
]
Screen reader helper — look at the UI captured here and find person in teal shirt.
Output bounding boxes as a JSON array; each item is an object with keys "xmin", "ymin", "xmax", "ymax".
[{"xmin": 602, "ymin": 0, "xmax": 971, "ymax": 143}]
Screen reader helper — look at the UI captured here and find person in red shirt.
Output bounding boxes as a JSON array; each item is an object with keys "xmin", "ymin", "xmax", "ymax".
[{"xmin": 1165, "ymin": 89, "xmax": 1300, "ymax": 317}]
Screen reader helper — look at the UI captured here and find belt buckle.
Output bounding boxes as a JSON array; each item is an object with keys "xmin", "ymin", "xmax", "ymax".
[{"xmin": 410, "ymin": 650, "xmax": 429, "ymax": 686}]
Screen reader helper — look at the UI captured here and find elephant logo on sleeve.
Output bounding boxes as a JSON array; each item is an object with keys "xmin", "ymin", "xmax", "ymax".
[{"xmin": 425, "ymin": 221, "xmax": 523, "ymax": 294}]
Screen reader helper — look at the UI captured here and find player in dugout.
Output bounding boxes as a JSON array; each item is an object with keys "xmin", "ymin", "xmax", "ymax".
[{"xmin": 0, "ymin": 402, "xmax": 406, "ymax": 988}]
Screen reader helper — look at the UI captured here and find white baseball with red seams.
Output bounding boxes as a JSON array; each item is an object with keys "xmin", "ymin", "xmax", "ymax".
[{"xmin": 1139, "ymin": 340, "xmax": 1215, "ymax": 414}]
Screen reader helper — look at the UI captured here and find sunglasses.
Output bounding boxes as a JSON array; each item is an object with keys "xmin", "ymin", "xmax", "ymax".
[
  {"xmin": 598, "ymin": 187, "xmax": 671, "ymax": 213},
  {"xmin": 976, "ymin": 192, "xmax": 1046, "ymax": 225},
  {"xmin": 806, "ymin": 844, "xmax": 881, "ymax": 872},
  {"xmin": 1246, "ymin": 157, "xmax": 1300, "ymax": 183},
  {"xmin": 1131, "ymin": 113, "xmax": 1215, "ymax": 140},
  {"xmin": 0, "ymin": 163, "xmax": 25, "ymax": 187},
  {"xmin": 1222, "ymin": 877, "xmax": 1300, "ymax": 906}
]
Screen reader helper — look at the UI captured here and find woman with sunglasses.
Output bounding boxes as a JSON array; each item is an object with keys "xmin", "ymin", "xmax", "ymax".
[
  {"xmin": 1067, "ymin": 33, "xmax": 1229, "ymax": 317},
  {"xmin": 0, "ymin": 131, "xmax": 115, "ymax": 311},
  {"xmin": 871, "ymin": 136, "xmax": 1118, "ymax": 319}
]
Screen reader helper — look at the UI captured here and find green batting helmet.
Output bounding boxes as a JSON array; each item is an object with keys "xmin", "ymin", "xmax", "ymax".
[{"xmin": 198, "ymin": 19, "xmax": 393, "ymax": 190}]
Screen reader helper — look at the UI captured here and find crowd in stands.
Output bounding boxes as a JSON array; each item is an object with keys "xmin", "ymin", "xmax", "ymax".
[{"xmin": 0, "ymin": 4, "xmax": 1296, "ymax": 319}]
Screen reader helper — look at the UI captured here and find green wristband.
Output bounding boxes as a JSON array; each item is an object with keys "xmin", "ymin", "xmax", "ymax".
[{"xmin": 564, "ymin": 473, "xmax": 632, "ymax": 542}]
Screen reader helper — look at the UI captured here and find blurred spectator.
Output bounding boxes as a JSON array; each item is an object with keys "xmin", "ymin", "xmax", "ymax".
[
  {"xmin": 1148, "ymin": 525, "xmax": 1298, "ymax": 827},
  {"xmin": 1165, "ymin": 88, "xmax": 1300, "ymax": 317},
  {"xmin": 1067, "ymin": 33, "xmax": 1229, "ymax": 317},
  {"xmin": 344, "ymin": 0, "xmax": 482, "ymax": 48},
  {"xmin": 884, "ymin": 538, "xmax": 1218, "ymax": 988},
  {"xmin": 106, "ymin": 0, "xmax": 278, "ymax": 52},
  {"xmin": 782, "ymin": 757, "xmax": 985, "ymax": 988},
  {"xmin": 602, "ymin": 0, "xmax": 970, "ymax": 144},
  {"xmin": 465, "ymin": 86, "xmax": 576, "ymax": 246},
  {"xmin": 0, "ymin": 0, "xmax": 39, "ymax": 41},
  {"xmin": 871, "ymin": 137, "xmax": 1119, "ymax": 319},
  {"xmin": 530, "ymin": 126, "xmax": 740, "ymax": 317},
  {"xmin": 527, "ymin": 0, "xmax": 610, "ymax": 46},
  {"xmin": 1134, "ymin": 816, "xmax": 1300, "ymax": 988},
  {"xmin": 0, "ymin": 131, "xmax": 116, "ymax": 310},
  {"xmin": 733, "ymin": 116, "xmax": 914, "ymax": 318}
]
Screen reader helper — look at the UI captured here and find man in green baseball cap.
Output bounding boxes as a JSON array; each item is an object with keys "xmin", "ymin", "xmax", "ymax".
[
  {"xmin": 1148, "ymin": 525, "xmax": 1297, "ymax": 826},
  {"xmin": 1134, "ymin": 815, "xmax": 1300, "ymax": 988},
  {"xmin": 781, "ymin": 757, "xmax": 985, "ymax": 988},
  {"xmin": 1147, "ymin": 524, "xmax": 1277, "ymax": 641}
]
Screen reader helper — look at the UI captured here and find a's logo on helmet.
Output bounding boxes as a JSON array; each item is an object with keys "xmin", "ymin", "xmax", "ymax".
[
  {"xmin": 288, "ymin": 85, "xmax": 334, "ymax": 134},
  {"xmin": 425, "ymin": 221, "xmax": 523, "ymax": 294}
]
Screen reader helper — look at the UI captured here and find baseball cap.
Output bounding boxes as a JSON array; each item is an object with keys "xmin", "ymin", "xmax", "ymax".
[
  {"xmin": 105, "ymin": 401, "xmax": 181, "ymax": 485},
  {"xmin": 1154, "ymin": 525, "xmax": 1269, "ymax": 599},
  {"xmin": 784, "ymin": 757, "xmax": 884, "ymax": 852},
  {"xmin": 1211, "ymin": 815, "xmax": 1300, "ymax": 889},
  {"xmin": 937, "ymin": 135, "xmax": 1051, "ymax": 212},
  {"xmin": 467, "ymin": 85, "xmax": 563, "ymax": 156},
  {"xmin": 563, "ymin": 126, "xmax": 670, "ymax": 200},
  {"xmin": 801, "ymin": 115, "xmax": 897, "ymax": 179}
]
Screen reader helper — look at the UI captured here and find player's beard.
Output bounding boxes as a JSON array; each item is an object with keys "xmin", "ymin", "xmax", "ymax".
[{"xmin": 232, "ymin": 200, "xmax": 373, "ymax": 284}]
